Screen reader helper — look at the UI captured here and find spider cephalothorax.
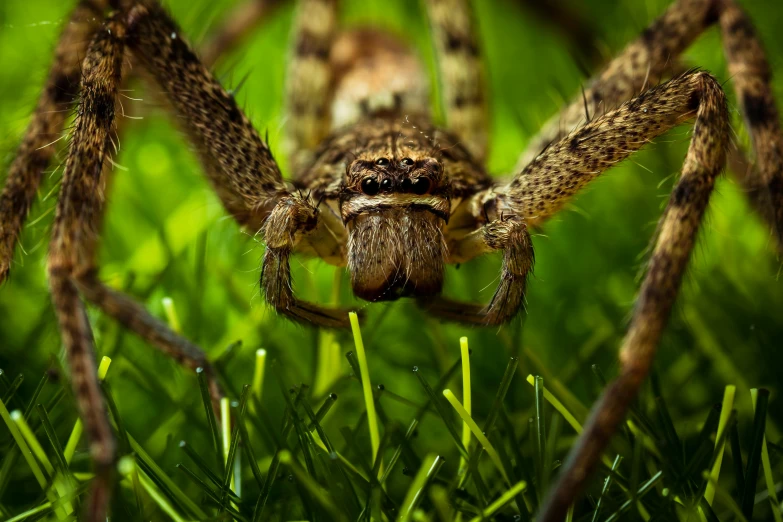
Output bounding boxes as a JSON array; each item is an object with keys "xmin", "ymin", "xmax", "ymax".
[
  {"xmin": 0, "ymin": 0, "xmax": 781, "ymax": 520},
  {"xmin": 336, "ymin": 118, "xmax": 473, "ymax": 301}
]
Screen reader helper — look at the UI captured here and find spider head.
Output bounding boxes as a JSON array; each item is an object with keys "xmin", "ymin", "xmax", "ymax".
[{"xmin": 341, "ymin": 154, "xmax": 449, "ymax": 302}]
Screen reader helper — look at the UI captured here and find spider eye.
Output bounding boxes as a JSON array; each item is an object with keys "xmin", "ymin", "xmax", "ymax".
[
  {"xmin": 361, "ymin": 177, "xmax": 380, "ymax": 195},
  {"xmin": 375, "ymin": 157, "xmax": 390, "ymax": 167},
  {"xmin": 400, "ymin": 157, "xmax": 414, "ymax": 167},
  {"xmin": 380, "ymin": 178, "xmax": 394, "ymax": 192},
  {"xmin": 410, "ymin": 177, "xmax": 431, "ymax": 195}
]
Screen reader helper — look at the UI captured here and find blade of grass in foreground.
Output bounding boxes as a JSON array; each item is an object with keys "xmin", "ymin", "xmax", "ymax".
[
  {"xmin": 129, "ymin": 434, "xmax": 208, "ymax": 520},
  {"xmin": 398, "ymin": 454, "xmax": 445, "ymax": 522},
  {"xmin": 197, "ymin": 367, "xmax": 224, "ymax": 476},
  {"xmin": 415, "ymin": 369, "xmax": 467, "ymax": 458},
  {"xmin": 742, "ymin": 388, "xmax": 770, "ymax": 520},
  {"xmin": 591, "ymin": 455, "xmax": 623, "ymax": 522},
  {"xmin": 443, "ymin": 389, "xmax": 511, "ymax": 486},
  {"xmin": 349, "ymin": 312, "xmax": 381, "ymax": 476},
  {"xmin": 469, "ymin": 480, "xmax": 527, "ymax": 522},
  {"xmin": 23, "ymin": 371, "xmax": 48, "ymax": 420},
  {"xmin": 279, "ymin": 450, "xmax": 348, "ymax": 522},
  {"xmin": 119, "ymin": 456, "xmax": 187, "ymax": 522},
  {"xmin": 604, "ymin": 471, "xmax": 663, "ymax": 522},
  {"xmin": 252, "ymin": 449, "xmax": 282, "ymax": 522},
  {"xmin": 704, "ymin": 385, "xmax": 735, "ymax": 506},
  {"xmin": 0, "ymin": 399, "xmax": 69, "ymax": 520},
  {"xmin": 459, "ymin": 336, "xmax": 472, "ymax": 476}
]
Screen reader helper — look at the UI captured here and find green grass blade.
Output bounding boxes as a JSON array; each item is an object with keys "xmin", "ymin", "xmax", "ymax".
[
  {"xmin": 22, "ymin": 372, "xmax": 48, "ymax": 420},
  {"xmin": 120, "ymin": 456, "xmax": 187, "ymax": 522},
  {"xmin": 604, "ymin": 470, "xmax": 663, "ymax": 522},
  {"xmin": 744, "ymin": 388, "xmax": 775, "ymax": 521},
  {"xmin": 349, "ymin": 312, "xmax": 382, "ymax": 476},
  {"xmin": 591, "ymin": 455, "xmax": 623, "ymax": 522},
  {"xmin": 415, "ymin": 369, "xmax": 467, "ymax": 458},
  {"xmin": 705, "ymin": 385, "xmax": 735, "ymax": 505},
  {"xmin": 729, "ymin": 413, "xmax": 745, "ymax": 494},
  {"xmin": 308, "ymin": 393, "xmax": 337, "ymax": 432},
  {"xmin": 443, "ymin": 389, "xmax": 510, "ymax": 486},
  {"xmin": 0, "ymin": 372, "xmax": 24, "ymax": 411},
  {"xmin": 398, "ymin": 454, "xmax": 445, "ymax": 522},
  {"xmin": 252, "ymin": 449, "xmax": 282, "ymax": 522},
  {"xmin": 196, "ymin": 367, "xmax": 224, "ymax": 476},
  {"xmin": 741, "ymin": 388, "xmax": 769, "ymax": 519},
  {"xmin": 460, "ymin": 336, "xmax": 472, "ymax": 475},
  {"xmin": 238, "ymin": 415, "xmax": 264, "ymax": 489},
  {"xmin": 279, "ymin": 450, "xmax": 348, "ymax": 522},
  {"xmin": 129, "ymin": 433, "xmax": 208, "ymax": 520},
  {"xmin": 468, "ymin": 481, "xmax": 527, "ymax": 522},
  {"xmin": 34, "ymin": 404, "xmax": 69, "ymax": 478}
]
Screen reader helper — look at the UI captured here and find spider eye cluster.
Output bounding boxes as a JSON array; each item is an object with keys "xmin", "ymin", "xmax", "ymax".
[
  {"xmin": 360, "ymin": 175, "xmax": 432, "ymax": 195},
  {"xmin": 358, "ymin": 157, "xmax": 436, "ymax": 196}
]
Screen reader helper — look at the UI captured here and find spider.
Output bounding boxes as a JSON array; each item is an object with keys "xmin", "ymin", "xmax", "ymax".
[{"xmin": 0, "ymin": 0, "xmax": 781, "ymax": 520}]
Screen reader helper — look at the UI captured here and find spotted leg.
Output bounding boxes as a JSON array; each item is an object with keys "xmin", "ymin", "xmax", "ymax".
[
  {"xmin": 516, "ymin": 0, "xmax": 783, "ymax": 248},
  {"xmin": 426, "ymin": 0, "xmax": 488, "ymax": 161},
  {"xmin": 502, "ymin": 70, "xmax": 731, "ymax": 521}
]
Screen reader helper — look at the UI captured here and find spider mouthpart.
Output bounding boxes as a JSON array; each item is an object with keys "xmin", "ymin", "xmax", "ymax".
[
  {"xmin": 375, "ymin": 157, "xmax": 390, "ymax": 167},
  {"xmin": 380, "ymin": 178, "xmax": 394, "ymax": 192},
  {"xmin": 361, "ymin": 177, "xmax": 380, "ymax": 195}
]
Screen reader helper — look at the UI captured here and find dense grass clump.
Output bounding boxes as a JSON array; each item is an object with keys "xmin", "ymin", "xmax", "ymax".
[
  {"xmin": 0, "ymin": 315, "xmax": 781, "ymax": 520},
  {"xmin": 1, "ymin": 0, "xmax": 782, "ymax": 520}
]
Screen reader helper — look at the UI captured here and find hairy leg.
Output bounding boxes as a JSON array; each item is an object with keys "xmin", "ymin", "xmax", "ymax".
[
  {"xmin": 501, "ymin": 70, "xmax": 730, "ymax": 521},
  {"xmin": 47, "ymin": 16, "xmax": 126, "ymax": 520},
  {"xmin": 129, "ymin": 1, "xmax": 353, "ymax": 325},
  {"xmin": 421, "ymin": 218, "xmax": 533, "ymax": 325},
  {"xmin": 516, "ymin": 0, "xmax": 783, "ymax": 246},
  {"xmin": 0, "ymin": 0, "xmax": 108, "ymax": 283},
  {"xmin": 425, "ymin": 0, "xmax": 488, "ymax": 161},
  {"xmin": 284, "ymin": 0, "xmax": 338, "ymax": 172}
]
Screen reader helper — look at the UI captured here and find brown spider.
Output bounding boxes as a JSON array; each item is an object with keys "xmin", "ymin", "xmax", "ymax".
[{"xmin": 0, "ymin": 0, "xmax": 781, "ymax": 520}]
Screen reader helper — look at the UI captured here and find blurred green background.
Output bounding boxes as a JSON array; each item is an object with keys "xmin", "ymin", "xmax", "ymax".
[{"xmin": 1, "ymin": 0, "xmax": 782, "ymax": 520}]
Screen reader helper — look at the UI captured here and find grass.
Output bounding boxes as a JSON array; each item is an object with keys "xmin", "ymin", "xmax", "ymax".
[
  {"xmin": 1, "ymin": 0, "xmax": 782, "ymax": 520},
  {"xmin": 0, "ymin": 319, "xmax": 781, "ymax": 520}
]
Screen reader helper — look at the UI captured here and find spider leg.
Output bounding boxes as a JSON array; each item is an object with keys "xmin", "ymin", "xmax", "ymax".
[
  {"xmin": 47, "ymin": 16, "xmax": 126, "ymax": 520},
  {"xmin": 284, "ymin": 0, "xmax": 338, "ymax": 172},
  {"xmin": 126, "ymin": 0, "xmax": 352, "ymax": 327},
  {"xmin": 420, "ymin": 218, "xmax": 533, "ymax": 325},
  {"xmin": 516, "ymin": 0, "xmax": 783, "ymax": 247},
  {"xmin": 502, "ymin": 71, "xmax": 730, "ymax": 521},
  {"xmin": 426, "ymin": 0, "xmax": 488, "ymax": 161},
  {"xmin": 0, "ymin": 0, "xmax": 108, "ymax": 284},
  {"xmin": 261, "ymin": 193, "xmax": 354, "ymax": 327}
]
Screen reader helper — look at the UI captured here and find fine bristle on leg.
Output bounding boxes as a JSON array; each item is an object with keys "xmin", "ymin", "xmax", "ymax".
[
  {"xmin": 47, "ymin": 15, "xmax": 126, "ymax": 520},
  {"xmin": 0, "ymin": 0, "xmax": 108, "ymax": 284}
]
